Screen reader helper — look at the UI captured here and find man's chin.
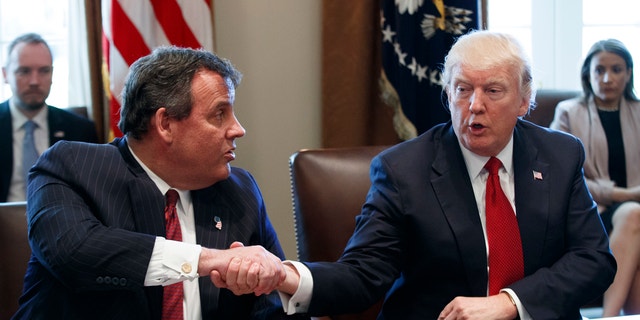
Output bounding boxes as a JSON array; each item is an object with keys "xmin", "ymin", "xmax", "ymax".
[
  {"xmin": 19, "ymin": 101, "xmax": 46, "ymax": 112},
  {"xmin": 190, "ymin": 169, "xmax": 231, "ymax": 190}
]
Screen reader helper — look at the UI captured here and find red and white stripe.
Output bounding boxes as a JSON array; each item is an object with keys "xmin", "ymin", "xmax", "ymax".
[{"xmin": 102, "ymin": 0, "xmax": 214, "ymax": 138}]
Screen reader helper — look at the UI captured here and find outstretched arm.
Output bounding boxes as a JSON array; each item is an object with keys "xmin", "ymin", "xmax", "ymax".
[{"xmin": 206, "ymin": 241, "xmax": 287, "ymax": 296}]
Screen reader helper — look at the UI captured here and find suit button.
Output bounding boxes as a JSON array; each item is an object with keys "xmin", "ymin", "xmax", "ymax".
[
  {"xmin": 104, "ymin": 276, "xmax": 112, "ymax": 284},
  {"xmin": 96, "ymin": 276, "xmax": 104, "ymax": 284},
  {"xmin": 119, "ymin": 278, "xmax": 127, "ymax": 286},
  {"xmin": 111, "ymin": 277, "xmax": 120, "ymax": 285}
]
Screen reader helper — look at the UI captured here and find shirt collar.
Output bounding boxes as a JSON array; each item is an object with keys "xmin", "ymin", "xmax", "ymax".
[
  {"xmin": 127, "ymin": 143, "xmax": 191, "ymax": 212},
  {"xmin": 458, "ymin": 135, "xmax": 514, "ymax": 181},
  {"xmin": 9, "ymin": 99, "xmax": 48, "ymax": 132}
]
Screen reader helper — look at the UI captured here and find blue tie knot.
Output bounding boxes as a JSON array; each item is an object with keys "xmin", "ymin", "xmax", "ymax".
[{"xmin": 24, "ymin": 120, "xmax": 37, "ymax": 132}]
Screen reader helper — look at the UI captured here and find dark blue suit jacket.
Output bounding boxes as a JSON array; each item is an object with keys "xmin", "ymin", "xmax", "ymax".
[
  {"xmin": 0, "ymin": 100, "xmax": 98, "ymax": 202},
  {"xmin": 306, "ymin": 120, "xmax": 616, "ymax": 319},
  {"xmin": 13, "ymin": 137, "xmax": 293, "ymax": 320}
]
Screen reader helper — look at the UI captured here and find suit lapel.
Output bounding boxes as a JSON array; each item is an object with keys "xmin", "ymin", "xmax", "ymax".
[
  {"xmin": 128, "ymin": 181, "xmax": 166, "ymax": 236},
  {"xmin": 112, "ymin": 137, "xmax": 166, "ymax": 316},
  {"xmin": 193, "ymin": 188, "xmax": 228, "ymax": 246},
  {"xmin": 431, "ymin": 126, "xmax": 488, "ymax": 296},
  {"xmin": 192, "ymin": 187, "xmax": 226, "ymax": 316},
  {"xmin": 113, "ymin": 137, "xmax": 166, "ymax": 236},
  {"xmin": 126, "ymin": 174, "xmax": 166, "ymax": 318},
  {"xmin": 432, "ymin": 123, "xmax": 551, "ymax": 293},
  {"xmin": 47, "ymin": 106, "xmax": 66, "ymax": 145},
  {"xmin": 513, "ymin": 124, "xmax": 550, "ymax": 275}
]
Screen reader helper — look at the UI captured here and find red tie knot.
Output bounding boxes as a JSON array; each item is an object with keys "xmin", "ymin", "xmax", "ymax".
[
  {"xmin": 165, "ymin": 189, "xmax": 179, "ymax": 208},
  {"xmin": 485, "ymin": 157, "xmax": 503, "ymax": 176}
]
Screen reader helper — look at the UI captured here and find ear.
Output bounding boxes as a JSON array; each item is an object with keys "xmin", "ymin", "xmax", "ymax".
[
  {"xmin": 517, "ymin": 96, "xmax": 530, "ymax": 117},
  {"xmin": 152, "ymin": 107, "xmax": 173, "ymax": 143},
  {"xmin": 2, "ymin": 67, "xmax": 7, "ymax": 84}
]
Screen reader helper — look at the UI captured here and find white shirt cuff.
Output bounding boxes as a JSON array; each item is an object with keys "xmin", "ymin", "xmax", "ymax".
[
  {"xmin": 502, "ymin": 288, "xmax": 532, "ymax": 320},
  {"xmin": 144, "ymin": 237, "xmax": 201, "ymax": 286},
  {"xmin": 278, "ymin": 260, "xmax": 313, "ymax": 315}
]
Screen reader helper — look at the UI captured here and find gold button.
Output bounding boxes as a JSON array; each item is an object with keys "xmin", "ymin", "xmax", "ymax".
[{"xmin": 181, "ymin": 263, "xmax": 192, "ymax": 274}]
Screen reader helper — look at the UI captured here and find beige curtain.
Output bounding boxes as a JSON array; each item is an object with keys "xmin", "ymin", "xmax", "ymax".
[{"xmin": 321, "ymin": 0, "xmax": 401, "ymax": 148}]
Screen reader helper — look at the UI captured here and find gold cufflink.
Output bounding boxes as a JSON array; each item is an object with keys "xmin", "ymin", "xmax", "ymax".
[{"xmin": 181, "ymin": 263, "xmax": 192, "ymax": 274}]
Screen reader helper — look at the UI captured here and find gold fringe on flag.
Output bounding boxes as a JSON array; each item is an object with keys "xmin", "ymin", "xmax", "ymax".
[{"xmin": 379, "ymin": 70, "xmax": 418, "ymax": 141}]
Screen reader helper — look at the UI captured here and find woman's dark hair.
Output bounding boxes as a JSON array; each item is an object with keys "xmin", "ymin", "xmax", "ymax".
[{"xmin": 580, "ymin": 39, "xmax": 638, "ymax": 103}]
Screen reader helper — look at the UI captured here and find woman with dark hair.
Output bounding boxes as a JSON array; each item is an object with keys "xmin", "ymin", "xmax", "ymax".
[{"xmin": 551, "ymin": 39, "xmax": 640, "ymax": 317}]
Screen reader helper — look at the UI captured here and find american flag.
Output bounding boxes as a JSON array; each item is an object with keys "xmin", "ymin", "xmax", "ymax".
[
  {"xmin": 214, "ymin": 216, "xmax": 222, "ymax": 230},
  {"xmin": 533, "ymin": 170, "xmax": 543, "ymax": 181},
  {"xmin": 380, "ymin": 0, "xmax": 479, "ymax": 139},
  {"xmin": 102, "ymin": 0, "xmax": 214, "ymax": 139}
]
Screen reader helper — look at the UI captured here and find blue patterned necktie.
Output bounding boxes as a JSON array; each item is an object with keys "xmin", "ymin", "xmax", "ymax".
[{"xmin": 22, "ymin": 120, "xmax": 39, "ymax": 192}]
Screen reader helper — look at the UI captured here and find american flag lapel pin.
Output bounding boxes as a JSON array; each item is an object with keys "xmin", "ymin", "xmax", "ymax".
[
  {"xmin": 533, "ymin": 170, "xmax": 543, "ymax": 181},
  {"xmin": 214, "ymin": 216, "xmax": 222, "ymax": 230}
]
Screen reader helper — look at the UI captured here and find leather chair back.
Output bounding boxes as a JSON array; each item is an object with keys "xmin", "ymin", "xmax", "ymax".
[
  {"xmin": 289, "ymin": 146, "xmax": 388, "ymax": 320},
  {"xmin": 526, "ymin": 89, "xmax": 581, "ymax": 127},
  {"xmin": 67, "ymin": 106, "xmax": 89, "ymax": 118},
  {"xmin": 0, "ymin": 201, "xmax": 29, "ymax": 320}
]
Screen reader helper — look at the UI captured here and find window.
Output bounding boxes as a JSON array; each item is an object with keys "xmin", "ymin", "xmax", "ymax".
[
  {"xmin": 0, "ymin": 0, "xmax": 89, "ymax": 109},
  {"xmin": 488, "ymin": 0, "xmax": 640, "ymax": 91}
]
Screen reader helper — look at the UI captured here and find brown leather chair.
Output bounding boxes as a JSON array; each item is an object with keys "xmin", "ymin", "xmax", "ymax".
[
  {"xmin": 0, "ymin": 201, "xmax": 29, "ymax": 320},
  {"xmin": 526, "ymin": 89, "xmax": 581, "ymax": 127},
  {"xmin": 289, "ymin": 145, "xmax": 388, "ymax": 320},
  {"xmin": 67, "ymin": 106, "xmax": 89, "ymax": 118}
]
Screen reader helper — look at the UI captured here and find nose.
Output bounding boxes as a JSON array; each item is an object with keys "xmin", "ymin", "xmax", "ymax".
[
  {"xmin": 468, "ymin": 90, "xmax": 485, "ymax": 113},
  {"xmin": 28, "ymin": 70, "xmax": 40, "ymax": 85},
  {"xmin": 230, "ymin": 115, "xmax": 246, "ymax": 138},
  {"xmin": 603, "ymin": 71, "xmax": 610, "ymax": 83}
]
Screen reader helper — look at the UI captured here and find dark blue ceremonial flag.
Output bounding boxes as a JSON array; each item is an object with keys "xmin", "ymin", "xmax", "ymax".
[{"xmin": 380, "ymin": 0, "xmax": 480, "ymax": 139}]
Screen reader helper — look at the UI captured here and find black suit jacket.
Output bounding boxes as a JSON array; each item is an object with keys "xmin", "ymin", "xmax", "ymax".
[
  {"xmin": 305, "ymin": 121, "xmax": 616, "ymax": 319},
  {"xmin": 0, "ymin": 100, "xmax": 98, "ymax": 201},
  {"xmin": 12, "ymin": 138, "xmax": 297, "ymax": 320}
]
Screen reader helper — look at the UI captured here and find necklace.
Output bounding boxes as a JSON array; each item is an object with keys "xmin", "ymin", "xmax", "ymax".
[
  {"xmin": 596, "ymin": 105, "xmax": 619, "ymax": 112},
  {"xmin": 596, "ymin": 102, "xmax": 620, "ymax": 112}
]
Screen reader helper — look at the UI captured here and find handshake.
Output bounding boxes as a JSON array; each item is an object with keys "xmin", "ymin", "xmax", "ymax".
[{"xmin": 198, "ymin": 241, "xmax": 299, "ymax": 296}]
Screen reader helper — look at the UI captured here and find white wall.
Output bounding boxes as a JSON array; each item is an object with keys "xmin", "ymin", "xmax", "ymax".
[{"xmin": 214, "ymin": 0, "xmax": 322, "ymax": 259}]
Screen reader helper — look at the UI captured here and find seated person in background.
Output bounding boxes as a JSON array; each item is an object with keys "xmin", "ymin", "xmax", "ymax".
[
  {"xmin": 12, "ymin": 46, "xmax": 304, "ymax": 320},
  {"xmin": 225, "ymin": 30, "xmax": 616, "ymax": 320},
  {"xmin": 550, "ymin": 38, "xmax": 640, "ymax": 317},
  {"xmin": 0, "ymin": 32, "xmax": 98, "ymax": 202}
]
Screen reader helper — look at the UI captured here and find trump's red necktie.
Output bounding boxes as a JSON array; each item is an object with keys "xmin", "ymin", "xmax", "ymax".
[
  {"xmin": 485, "ymin": 157, "xmax": 524, "ymax": 295},
  {"xmin": 162, "ymin": 189, "xmax": 183, "ymax": 320}
]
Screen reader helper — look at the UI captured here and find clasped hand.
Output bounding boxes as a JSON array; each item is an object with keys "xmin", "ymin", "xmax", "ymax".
[
  {"xmin": 205, "ymin": 242, "xmax": 285, "ymax": 296},
  {"xmin": 438, "ymin": 293, "xmax": 518, "ymax": 320}
]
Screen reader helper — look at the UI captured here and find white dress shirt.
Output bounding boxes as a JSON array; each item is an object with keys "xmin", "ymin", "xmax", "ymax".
[
  {"xmin": 129, "ymin": 147, "xmax": 203, "ymax": 320},
  {"xmin": 8, "ymin": 101, "xmax": 49, "ymax": 202},
  {"xmin": 281, "ymin": 136, "xmax": 531, "ymax": 319}
]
